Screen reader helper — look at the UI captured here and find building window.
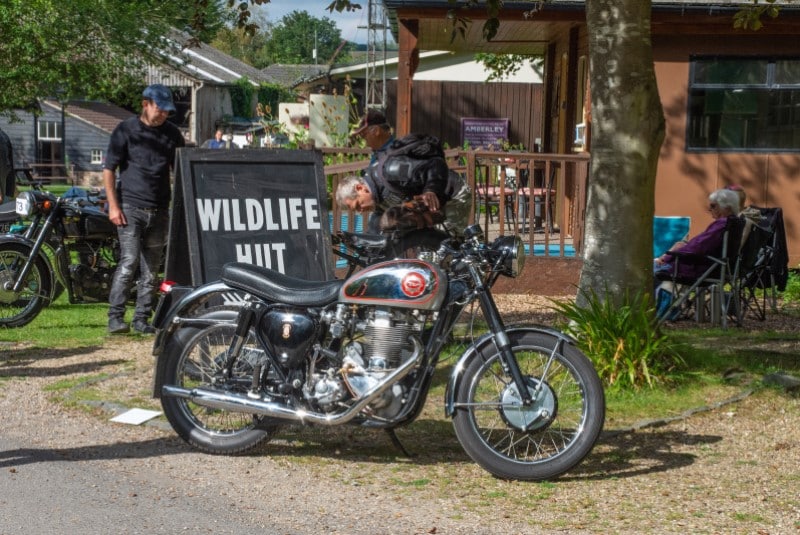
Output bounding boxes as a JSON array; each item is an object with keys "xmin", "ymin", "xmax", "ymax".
[
  {"xmin": 687, "ymin": 57, "xmax": 800, "ymax": 152},
  {"xmin": 38, "ymin": 121, "xmax": 62, "ymax": 141},
  {"xmin": 90, "ymin": 149, "xmax": 103, "ymax": 165}
]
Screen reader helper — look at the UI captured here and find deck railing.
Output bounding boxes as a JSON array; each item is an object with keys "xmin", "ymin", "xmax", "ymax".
[{"xmin": 322, "ymin": 147, "xmax": 590, "ymax": 262}]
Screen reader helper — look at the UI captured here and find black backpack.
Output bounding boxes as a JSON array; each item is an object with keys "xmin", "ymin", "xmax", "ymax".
[{"xmin": 379, "ymin": 133, "xmax": 447, "ymax": 197}]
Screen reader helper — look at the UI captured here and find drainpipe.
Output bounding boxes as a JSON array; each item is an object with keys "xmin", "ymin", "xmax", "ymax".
[{"xmin": 192, "ymin": 81, "xmax": 203, "ymax": 145}]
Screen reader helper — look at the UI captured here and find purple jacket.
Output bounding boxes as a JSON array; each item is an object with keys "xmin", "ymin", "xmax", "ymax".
[{"xmin": 662, "ymin": 216, "xmax": 729, "ymax": 280}]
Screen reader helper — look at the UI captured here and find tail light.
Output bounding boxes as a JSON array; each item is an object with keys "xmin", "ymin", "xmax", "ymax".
[{"xmin": 159, "ymin": 280, "xmax": 177, "ymax": 293}]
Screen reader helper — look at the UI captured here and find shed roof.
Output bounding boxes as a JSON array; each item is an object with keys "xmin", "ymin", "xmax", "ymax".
[
  {"xmin": 41, "ymin": 99, "xmax": 134, "ymax": 135},
  {"xmin": 260, "ymin": 64, "xmax": 330, "ymax": 88},
  {"xmin": 156, "ymin": 30, "xmax": 273, "ymax": 86}
]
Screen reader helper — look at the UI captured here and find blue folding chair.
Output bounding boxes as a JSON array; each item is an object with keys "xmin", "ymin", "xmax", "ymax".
[{"xmin": 653, "ymin": 216, "xmax": 691, "ymax": 258}]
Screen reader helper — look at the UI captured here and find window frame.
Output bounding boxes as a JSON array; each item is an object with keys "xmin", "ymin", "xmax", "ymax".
[
  {"xmin": 37, "ymin": 120, "xmax": 62, "ymax": 141},
  {"xmin": 686, "ymin": 55, "xmax": 800, "ymax": 154}
]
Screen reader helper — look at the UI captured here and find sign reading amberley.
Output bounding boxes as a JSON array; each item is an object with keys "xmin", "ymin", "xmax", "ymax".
[{"xmin": 461, "ymin": 118, "xmax": 510, "ymax": 148}]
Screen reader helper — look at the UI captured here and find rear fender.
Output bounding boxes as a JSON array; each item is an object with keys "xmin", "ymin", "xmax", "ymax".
[
  {"xmin": 444, "ymin": 325, "xmax": 579, "ymax": 417},
  {"xmin": 151, "ymin": 281, "xmax": 241, "ymax": 356},
  {"xmin": 151, "ymin": 281, "xmax": 245, "ymax": 398}
]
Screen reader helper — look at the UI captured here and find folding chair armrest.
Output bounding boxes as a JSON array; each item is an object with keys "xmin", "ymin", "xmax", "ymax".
[{"xmin": 668, "ymin": 250, "xmax": 708, "ymax": 262}]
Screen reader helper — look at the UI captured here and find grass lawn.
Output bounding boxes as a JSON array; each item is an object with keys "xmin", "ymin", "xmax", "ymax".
[{"xmin": 2, "ymin": 291, "xmax": 798, "ymax": 430}]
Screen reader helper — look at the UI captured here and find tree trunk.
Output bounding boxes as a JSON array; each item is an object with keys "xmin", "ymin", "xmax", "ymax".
[{"xmin": 579, "ymin": 0, "xmax": 665, "ymax": 306}]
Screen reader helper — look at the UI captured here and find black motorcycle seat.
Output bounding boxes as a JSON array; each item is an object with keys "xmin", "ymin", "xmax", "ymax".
[{"xmin": 221, "ymin": 262, "xmax": 343, "ymax": 307}]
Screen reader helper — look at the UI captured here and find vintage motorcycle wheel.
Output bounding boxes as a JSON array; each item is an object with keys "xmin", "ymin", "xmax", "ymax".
[
  {"xmin": 386, "ymin": 229, "xmax": 448, "ymax": 260},
  {"xmin": 0, "ymin": 242, "xmax": 53, "ymax": 327},
  {"xmin": 452, "ymin": 330, "xmax": 605, "ymax": 481},
  {"xmin": 161, "ymin": 320, "xmax": 283, "ymax": 454}
]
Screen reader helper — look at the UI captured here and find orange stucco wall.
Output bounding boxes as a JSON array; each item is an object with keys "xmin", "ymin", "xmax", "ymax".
[{"xmin": 653, "ymin": 35, "xmax": 800, "ymax": 265}]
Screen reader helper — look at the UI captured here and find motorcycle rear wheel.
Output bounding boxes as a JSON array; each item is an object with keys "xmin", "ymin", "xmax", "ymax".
[
  {"xmin": 0, "ymin": 242, "xmax": 53, "ymax": 327},
  {"xmin": 452, "ymin": 330, "xmax": 605, "ymax": 481},
  {"xmin": 161, "ymin": 320, "xmax": 282, "ymax": 454}
]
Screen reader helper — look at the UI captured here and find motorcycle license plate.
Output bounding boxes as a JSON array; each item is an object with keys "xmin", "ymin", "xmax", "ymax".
[{"xmin": 15, "ymin": 196, "xmax": 30, "ymax": 216}]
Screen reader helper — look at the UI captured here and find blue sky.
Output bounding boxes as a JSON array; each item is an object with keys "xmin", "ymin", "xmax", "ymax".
[{"xmin": 255, "ymin": 1, "xmax": 375, "ymax": 44}]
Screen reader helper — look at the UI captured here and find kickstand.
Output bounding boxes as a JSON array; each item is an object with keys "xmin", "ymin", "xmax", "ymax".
[{"xmin": 385, "ymin": 428, "xmax": 414, "ymax": 457}]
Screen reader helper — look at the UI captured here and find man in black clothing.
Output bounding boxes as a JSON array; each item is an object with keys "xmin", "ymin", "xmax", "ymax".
[
  {"xmin": 103, "ymin": 84, "xmax": 185, "ymax": 334},
  {"xmin": 0, "ymin": 127, "xmax": 14, "ymax": 204}
]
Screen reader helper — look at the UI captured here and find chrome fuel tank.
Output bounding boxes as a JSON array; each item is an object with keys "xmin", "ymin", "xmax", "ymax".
[{"xmin": 339, "ymin": 259, "xmax": 446, "ymax": 311}]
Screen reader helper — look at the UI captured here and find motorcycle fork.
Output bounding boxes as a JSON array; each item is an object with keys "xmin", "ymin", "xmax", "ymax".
[
  {"xmin": 9, "ymin": 212, "xmax": 56, "ymax": 294},
  {"xmin": 470, "ymin": 270, "xmax": 534, "ymax": 406}
]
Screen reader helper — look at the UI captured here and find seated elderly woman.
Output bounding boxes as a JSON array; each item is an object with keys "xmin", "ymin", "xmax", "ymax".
[{"xmin": 654, "ymin": 188, "xmax": 741, "ymax": 281}]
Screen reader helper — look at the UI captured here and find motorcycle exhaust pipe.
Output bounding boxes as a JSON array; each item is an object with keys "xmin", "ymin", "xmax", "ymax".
[{"xmin": 162, "ymin": 338, "xmax": 422, "ymax": 426}]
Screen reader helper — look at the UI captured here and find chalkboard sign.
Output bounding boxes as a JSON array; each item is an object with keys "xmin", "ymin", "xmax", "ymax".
[{"xmin": 165, "ymin": 148, "xmax": 333, "ymax": 286}]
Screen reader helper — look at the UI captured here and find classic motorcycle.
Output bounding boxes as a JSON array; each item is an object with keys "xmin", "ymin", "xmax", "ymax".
[
  {"xmin": 0, "ymin": 187, "xmax": 118, "ymax": 327},
  {"xmin": 151, "ymin": 224, "xmax": 605, "ymax": 481}
]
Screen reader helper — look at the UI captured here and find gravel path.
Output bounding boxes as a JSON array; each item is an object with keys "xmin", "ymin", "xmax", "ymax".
[{"xmin": 1, "ymin": 296, "xmax": 798, "ymax": 534}]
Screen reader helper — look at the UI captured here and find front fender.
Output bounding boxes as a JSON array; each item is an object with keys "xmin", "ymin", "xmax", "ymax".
[
  {"xmin": 0, "ymin": 233, "xmax": 56, "ymax": 294},
  {"xmin": 0, "ymin": 233, "xmax": 52, "ymax": 268},
  {"xmin": 444, "ymin": 325, "xmax": 579, "ymax": 417},
  {"xmin": 0, "ymin": 233, "xmax": 35, "ymax": 248}
]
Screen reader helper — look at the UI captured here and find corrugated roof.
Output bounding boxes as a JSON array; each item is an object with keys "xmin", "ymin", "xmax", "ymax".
[
  {"xmin": 160, "ymin": 30, "xmax": 274, "ymax": 85},
  {"xmin": 42, "ymin": 99, "xmax": 134, "ymax": 134},
  {"xmin": 260, "ymin": 64, "xmax": 331, "ymax": 88}
]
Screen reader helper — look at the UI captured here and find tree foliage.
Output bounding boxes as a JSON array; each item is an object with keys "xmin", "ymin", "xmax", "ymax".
[
  {"xmin": 0, "ymin": 0, "xmax": 230, "ymax": 114},
  {"xmin": 733, "ymin": 0, "xmax": 783, "ymax": 30},
  {"xmin": 210, "ymin": 8, "xmax": 355, "ymax": 69},
  {"xmin": 474, "ymin": 53, "xmax": 542, "ymax": 82},
  {"xmin": 211, "ymin": 22, "xmax": 273, "ymax": 68},
  {"xmin": 263, "ymin": 10, "xmax": 350, "ymax": 65},
  {"xmin": 223, "ymin": 0, "xmax": 362, "ymax": 36}
]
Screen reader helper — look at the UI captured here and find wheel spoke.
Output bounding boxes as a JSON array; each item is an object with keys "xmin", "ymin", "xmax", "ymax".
[
  {"xmin": 0, "ymin": 247, "xmax": 48, "ymax": 326},
  {"xmin": 469, "ymin": 347, "xmax": 587, "ymax": 462},
  {"xmin": 176, "ymin": 324, "xmax": 259, "ymax": 435},
  {"xmin": 452, "ymin": 331, "xmax": 604, "ymax": 480}
]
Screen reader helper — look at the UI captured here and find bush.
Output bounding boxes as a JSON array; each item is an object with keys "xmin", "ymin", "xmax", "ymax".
[
  {"xmin": 550, "ymin": 288, "xmax": 684, "ymax": 391},
  {"xmin": 781, "ymin": 267, "xmax": 800, "ymax": 307}
]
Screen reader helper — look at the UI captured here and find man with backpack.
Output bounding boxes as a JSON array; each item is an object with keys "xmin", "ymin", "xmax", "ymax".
[{"xmin": 337, "ymin": 109, "xmax": 470, "ymax": 234}]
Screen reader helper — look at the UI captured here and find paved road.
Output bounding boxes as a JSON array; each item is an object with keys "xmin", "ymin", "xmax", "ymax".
[
  {"xmin": 0, "ymin": 432, "xmax": 288, "ymax": 534},
  {"xmin": 0, "ymin": 366, "xmax": 449, "ymax": 535}
]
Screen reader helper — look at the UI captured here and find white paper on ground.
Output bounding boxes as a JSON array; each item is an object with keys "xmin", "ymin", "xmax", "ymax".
[{"xmin": 110, "ymin": 408, "xmax": 163, "ymax": 425}]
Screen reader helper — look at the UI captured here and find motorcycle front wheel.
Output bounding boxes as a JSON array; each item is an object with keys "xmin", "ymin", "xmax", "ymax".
[
  {"xmin": 452, "ymin": 330, "xmax": 605, "ymax": 481},
  {"xmin": 161, "ymin": 320, "xmax": 282, "ymax": 454},
  {"xmin": 0, "ymin": 242, "xmax": 53, "ymax": 327}
]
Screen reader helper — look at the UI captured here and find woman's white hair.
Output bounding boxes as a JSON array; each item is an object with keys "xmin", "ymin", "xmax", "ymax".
[{"xmin": 708, "ymin": 188, "xmax": 741, "ymax": 214}]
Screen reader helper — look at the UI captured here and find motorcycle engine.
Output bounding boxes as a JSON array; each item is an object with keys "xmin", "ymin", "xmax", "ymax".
[
  {"xmin": 68, "ymin": 242, "xmax": 116, "ymax": 302},
  {"xmin": 69, "ymin": 264, "xmax": 113, "ymax": 302},
  {"xmin": 305, "ymin": 306, "xmax": 425, "ymax": 420}
]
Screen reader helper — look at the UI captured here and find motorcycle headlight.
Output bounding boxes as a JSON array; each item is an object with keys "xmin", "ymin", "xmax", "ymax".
[
  {"xmin": 15, "ymin": 191, "xmax": 36, "ymax": 217},
  {"xmin": 491, "ymin": 235, "xmax": 525, "ymax": 278}
]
